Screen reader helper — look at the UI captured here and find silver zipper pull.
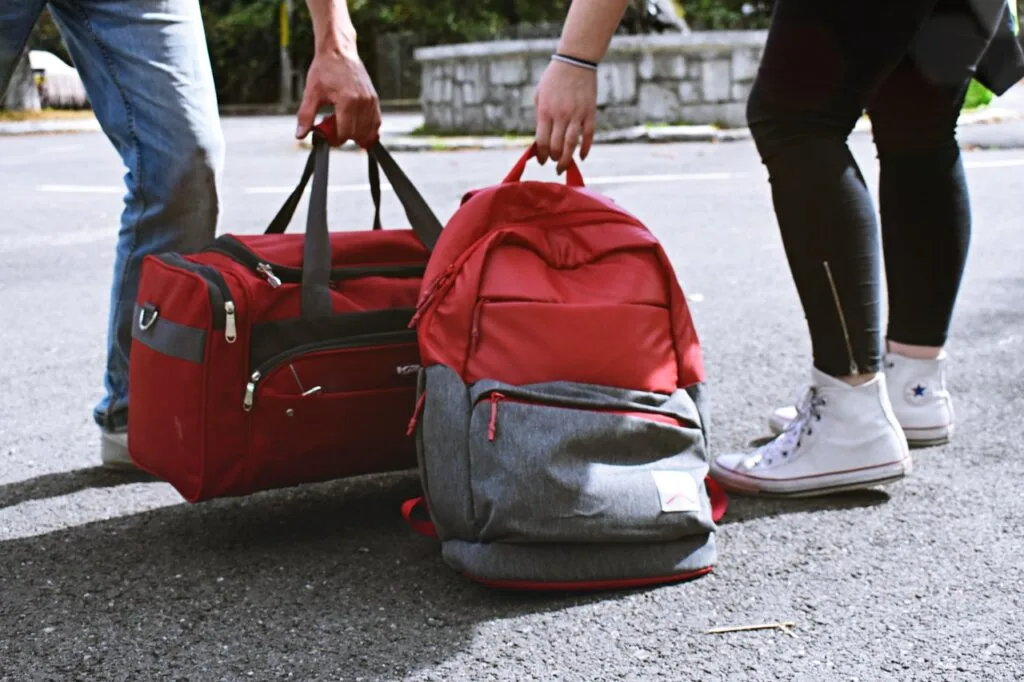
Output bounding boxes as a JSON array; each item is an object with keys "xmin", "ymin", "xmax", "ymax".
[
  {"xmin": 256, "ymin": 263, "xmax": 282, "ymax": 288},
  {"xmin": 224, "ymin": 301, "xmax": 237, "ymax": 343},
  {"xmin": 243, "ymin": 371, "xmax": 260, "ymax": 411}
]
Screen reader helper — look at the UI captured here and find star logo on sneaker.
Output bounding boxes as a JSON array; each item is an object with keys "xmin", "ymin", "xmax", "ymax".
[{"xmin": 913, "ymin": 384, "xmax": 926, "ymax": 397}]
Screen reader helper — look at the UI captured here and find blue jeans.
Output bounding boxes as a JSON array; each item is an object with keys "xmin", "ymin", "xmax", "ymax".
[{"xmin": 1, "ymin": 0, "xmax": 224, "ymax": 432}]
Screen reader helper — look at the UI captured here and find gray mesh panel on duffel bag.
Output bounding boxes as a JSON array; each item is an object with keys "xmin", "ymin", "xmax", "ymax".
[{"xmin": 415, "ymin": 364, "xmax": 718, "ymax": 583}]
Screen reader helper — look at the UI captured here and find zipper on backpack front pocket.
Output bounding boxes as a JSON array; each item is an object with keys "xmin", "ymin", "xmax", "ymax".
[
  {"xmin": 241, "ymin": 329, "xmax": 417, "ymax": 411},
  {"xmin": 480, "ymin": 390, "xmax": 689, "ymax": 443},
  {"xmin": 158, "ymin": 253, "xmax": 238, "ymax": 343}
]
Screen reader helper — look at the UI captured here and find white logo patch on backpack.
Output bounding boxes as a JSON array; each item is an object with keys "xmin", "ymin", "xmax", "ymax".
[{"xmin": 652, "ymin": 470, "xmax": 700, "ymax": 513}]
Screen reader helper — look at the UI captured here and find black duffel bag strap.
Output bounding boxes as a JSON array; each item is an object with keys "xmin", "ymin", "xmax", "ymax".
[
  {"xmin": 267, "ymin": 129, "xmax": 441, "ymax": 250},
  {"xmin": 368, "ymin": 151, "xmax": 382, "ymax": 231},
  {"xmin": 273, "ymin": 114, "xmax": 445, "ymax": 317},
  {"xmin": 264, "ymin": 147, "xmax": 317, "ymax": 236},
  {"xmin": 300, "ymin": 131, "xmax": 335, "ymax": 318},
  {"xmin": 269, "ymin": 147, "xmax": 384, "ymax": 235},
  {"xmin": 368, "ymin": 140, "xmax": 443, "ymax": 250}
]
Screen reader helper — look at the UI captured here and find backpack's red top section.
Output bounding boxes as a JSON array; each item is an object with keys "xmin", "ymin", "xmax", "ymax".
[{"xmin": 413, "ymin": 146, "xmax": 705, "ymax": 393}]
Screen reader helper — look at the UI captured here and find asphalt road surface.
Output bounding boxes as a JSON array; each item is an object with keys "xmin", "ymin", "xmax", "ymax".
[{"xmin": 2, "ymin": 118, "xmax": 1023, "ymax": 681}]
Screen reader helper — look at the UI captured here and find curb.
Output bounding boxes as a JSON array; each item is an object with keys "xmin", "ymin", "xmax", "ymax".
[
  {"xmin": 5, "ymin": 104, "xmax": 1021, "ymax": 143},
  {"xmin": 303, "ymin": 106, "xmax": 1024, "ymax": 151},
  {"xmin": 301, "ymin": 107, "xmax": 1024, "ymax": 152},
  {"xmin": 297, "ymin": 125, "xmax": 742, "ymax": 152}
]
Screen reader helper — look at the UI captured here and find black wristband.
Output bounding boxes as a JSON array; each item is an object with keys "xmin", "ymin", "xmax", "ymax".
[{"xmin": 552, "ymin": 53, "xmax": 599, "ymax": 71}]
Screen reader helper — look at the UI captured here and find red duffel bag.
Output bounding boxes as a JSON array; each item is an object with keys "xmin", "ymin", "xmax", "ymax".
[{"xmin": 126, "ymin": 118, "xmax": 443, "ymax": 502}]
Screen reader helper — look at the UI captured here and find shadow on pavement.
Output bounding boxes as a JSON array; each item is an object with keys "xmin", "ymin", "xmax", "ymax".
[
  {"xmin": 718, "ymin": 489, "xmax": 891, "ymax": 526},
  {"xmin": 0, "ymin": 459, "xmax": 891, "ymax": 678},
  {"xmin": 0, "ymin": 471, "xmax": 617, "ymax": 680},
  {"xmin": 0, "ymin": 466, "xmax": 156, "ymax": 510}
]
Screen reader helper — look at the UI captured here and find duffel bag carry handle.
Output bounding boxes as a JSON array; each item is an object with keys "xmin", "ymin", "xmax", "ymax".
[
  {"xmin": 266, "ymin": 116, "xmax": 444, "ymax": 318},
  {"xmin": 264, "ymin": 146, "xmax": 386, "ymax": 234},
  {"xmin": 264, "ymin": 116, "xmax": 443, "ymax": 251}
]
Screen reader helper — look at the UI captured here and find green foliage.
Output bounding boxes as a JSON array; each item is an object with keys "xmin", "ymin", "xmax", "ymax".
[
  {"xmin": 27, "ymin": 0, "xmax": 775, "ymax": 104},
  {"xmin": 679, "ymin": 0, "xmax": 773, "ymax": 29},
  {"xmin": 201, "ymin": 2, "xmax": 280, "ymax": 104},
  {"xmin": 964, "ymin": 80, "xmax": 994, "ymax": 110},
  {"xmin": 26, "ymin": 10, "xmax": 71, "ymax": 64}
]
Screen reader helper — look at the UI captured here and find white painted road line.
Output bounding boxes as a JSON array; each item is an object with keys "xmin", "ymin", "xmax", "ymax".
[
  {"xmin": 585, "ymin": 172, "xmax": 737, "ymax": 185},
  {"xmin": 243, "ymin": 183, "xmax": 394, "ymax": 194},
  {"xmin": 32, "ymin": 157, "xmax": 1024, "ymax": 195},
  {"xmin": 239, "ymin": 172, "xmax": 738, "ymax": 194},
  {"xmin": 963, "ymin": 157, "xmax": 1024, "ymax": 169},
  {"xmin": 36, "ymin": 184, "xmax": 123, "ymax": 194},
  {"xmin": 1, "ymin": 144, "xmax": 84, "ymax": 167}
]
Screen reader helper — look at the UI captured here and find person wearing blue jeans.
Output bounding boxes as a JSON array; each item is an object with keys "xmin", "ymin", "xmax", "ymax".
[{"xmin": 0, "ymin": 0, "xmax": 382, "ymax": 469}]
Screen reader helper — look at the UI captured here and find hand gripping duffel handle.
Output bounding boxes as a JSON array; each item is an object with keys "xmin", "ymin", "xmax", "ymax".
[{"xmin": 263, "ymin": 115, "xmax": 444, "ymax": 318}]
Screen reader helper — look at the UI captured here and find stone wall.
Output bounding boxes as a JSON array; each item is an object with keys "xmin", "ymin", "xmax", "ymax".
[{"xmin": 414, "ymin": 31, "xmax": 767, "ymax": 134}]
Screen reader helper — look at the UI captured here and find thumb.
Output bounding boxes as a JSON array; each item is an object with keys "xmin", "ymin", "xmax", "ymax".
[{"xmin": 295, "ymin": 86, "xmax": 320, "ymax": 139}]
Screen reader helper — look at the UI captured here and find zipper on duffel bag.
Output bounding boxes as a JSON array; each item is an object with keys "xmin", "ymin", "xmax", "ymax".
[
  {"xmin": 242, "ymin": 329, "xmax": 418, "ymax": 411},
  {"xmin": 204, "ymin": 235, "xmax": 426, "ymax": 288},
  {"xmin": 158, "ymin": 253, "xmax": 238, "ymax": 343}
]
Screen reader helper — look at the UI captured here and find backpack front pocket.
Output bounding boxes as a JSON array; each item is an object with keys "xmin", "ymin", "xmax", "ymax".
[{"xmin": 465, "ymin": 381, "xmax": 715, "ymax": 544}]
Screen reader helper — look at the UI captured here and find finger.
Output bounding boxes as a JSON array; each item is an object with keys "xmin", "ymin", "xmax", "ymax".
[
  {"xmin": 580, "ymin": 115, "xmax": 596, "ymax": 161},
  {"xmin": 332, "ymin": 100, "xmax": 361, "ymax": 146},
  {"xmin": 295, "ymin": 86, "xmax": 320, "ymax": 139},
  {"xmin": 366, "ymin": 101, "xmax": 383, "ymax": 146},
  {"xmin": 356, "ymin": 96, "xmax": 382, "ymax": 148},
  {"xmin": 548, "ymin": 117, "xmax": 568, "ymax": 174},
  {"xmin": 557, "ymin": 119, "xmax": 581, "ymax": 174},
  {"xmin": 535, "ymin": 113, "xmax": 553, "ymax": 164}
]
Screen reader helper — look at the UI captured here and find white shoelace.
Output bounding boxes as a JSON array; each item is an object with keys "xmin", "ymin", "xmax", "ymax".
[{"xmin": 743, "ymin": 387, "xmax": 827, "ymax": 470}]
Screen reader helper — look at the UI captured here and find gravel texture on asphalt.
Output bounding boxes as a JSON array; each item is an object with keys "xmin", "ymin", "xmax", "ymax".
[{"xmin": 2, "ymin": 120, "xmax": 1023, "ymax": 681}]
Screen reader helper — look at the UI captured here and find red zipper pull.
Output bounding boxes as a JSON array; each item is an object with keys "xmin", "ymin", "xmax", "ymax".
[
  {"xmin": 409, "ymin": 265, "xmax": 455, "ymax": 329},
  {"xmin": 406, "ymin": 392, "xmax": 427, "ymax": 436},
  {"xmin": 488, "ymin": 392, "xmax": 504, "ymax": 442}
]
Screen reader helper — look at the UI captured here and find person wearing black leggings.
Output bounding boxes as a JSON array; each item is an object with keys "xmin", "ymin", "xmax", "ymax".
[{"xmin": 710, "ymin": 0, "xmax": 1024, "ymax": 497}]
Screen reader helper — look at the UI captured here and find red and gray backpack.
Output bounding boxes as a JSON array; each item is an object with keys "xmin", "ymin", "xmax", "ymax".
[{"xmin": 403, "ymin": 146, "xmax": 727, "ymax": 590}]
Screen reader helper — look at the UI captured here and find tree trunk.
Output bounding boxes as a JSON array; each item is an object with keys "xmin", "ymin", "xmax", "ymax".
[{"xmin": 3, "ymin": 49, "xmax": 42, "ymax": 111}]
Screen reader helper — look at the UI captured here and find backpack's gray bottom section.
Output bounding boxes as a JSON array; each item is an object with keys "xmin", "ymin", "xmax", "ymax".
[
  {"xmin": 416, "ymin": 364, "xmax": 720, "ymax": 584},
  {"xmin": 442, "ymin": 532, "xmax": 718, "ymax": 585}
]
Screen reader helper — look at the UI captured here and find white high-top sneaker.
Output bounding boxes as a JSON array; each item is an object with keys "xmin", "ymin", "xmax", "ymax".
[
  {"xmin": 712, "ymin": 368, "xmax": 912, "ymax": 497},
  {"xmin": 767, "ymin": 351, "xmax": 954, "ymax": 447}
]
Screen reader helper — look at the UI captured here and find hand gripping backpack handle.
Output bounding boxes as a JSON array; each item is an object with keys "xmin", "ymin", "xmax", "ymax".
[
  {"xmin": 263, "ymin": 115, "xmax": 444, "ymax": 318},
  {"xmin": 502, "ymin": 142, "xmax": 586, "ymax": 187}
]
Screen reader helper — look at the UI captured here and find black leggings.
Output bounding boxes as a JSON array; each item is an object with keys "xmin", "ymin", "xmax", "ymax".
[{"xmin": 747, "ymin": 0, "xmax": 992, "ymax": 376}]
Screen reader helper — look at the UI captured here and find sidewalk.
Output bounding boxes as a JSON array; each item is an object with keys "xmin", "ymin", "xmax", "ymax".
[
  {"xmin": 6, "ymin": 82, "xmax": 1024, "ymax": 147},
  {"xmin": 300, "ymin": 81, "xmax": 1024, "ymax": 152}
]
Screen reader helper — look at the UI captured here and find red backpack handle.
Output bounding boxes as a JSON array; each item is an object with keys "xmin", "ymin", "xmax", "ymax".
[{"xmin": 503, "ymin": 143, "xmax": 585, "ymax": 187}]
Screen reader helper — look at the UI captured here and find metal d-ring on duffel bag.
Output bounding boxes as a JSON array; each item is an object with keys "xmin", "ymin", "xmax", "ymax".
[{"xmin": 126, "ymin": 115, "xmax": 443, "ymax": 502}]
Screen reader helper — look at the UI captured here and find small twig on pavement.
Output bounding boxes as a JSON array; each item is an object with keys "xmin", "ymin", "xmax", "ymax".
[{"xmin": 705, "ymin": 621, "xmax": 797, "ymax": 636}]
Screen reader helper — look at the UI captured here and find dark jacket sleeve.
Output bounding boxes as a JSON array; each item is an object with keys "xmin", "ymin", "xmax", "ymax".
[
  {"xmin": 975, "ymin": 3, "xmax": 1024, "ymax": 96},
  {"xmin": 908, "ymin": 0, "xmax": 1024, "ymax": 97}
]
